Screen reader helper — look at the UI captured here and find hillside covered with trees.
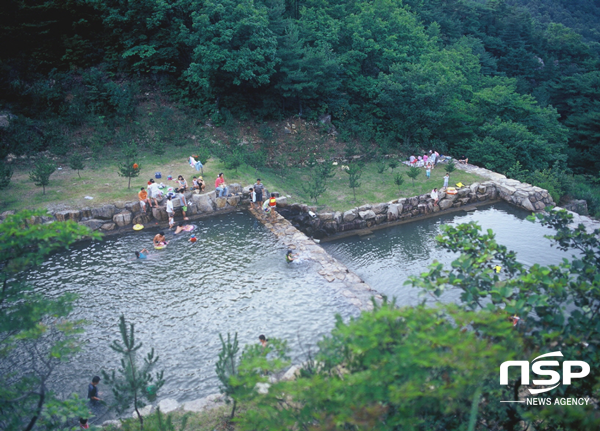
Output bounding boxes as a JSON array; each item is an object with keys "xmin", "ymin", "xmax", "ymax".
[{"xmin": 0, "ymin": 0, "xmax": 598, "ymax": 208}]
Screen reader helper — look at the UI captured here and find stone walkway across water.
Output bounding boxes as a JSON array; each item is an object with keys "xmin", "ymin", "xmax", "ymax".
[{"xmin": 248, "ymin": 206, "xmax": 383, "ymax": 312}]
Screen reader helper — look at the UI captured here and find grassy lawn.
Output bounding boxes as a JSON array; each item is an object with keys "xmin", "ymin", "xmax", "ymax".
[
  {"xmin": 1, "ymin": 145, "xmax": 483, "ymax": 214},
  {"xmin": 0, "ymin": 145, "xmax": 251, "ymax": 212},
  {"xmin": 244, "ymin": 162, "xmax": 484, "ymax": 212}
]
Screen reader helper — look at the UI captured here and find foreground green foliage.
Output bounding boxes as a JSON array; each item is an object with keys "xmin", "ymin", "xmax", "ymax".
[
  {"xmin": 226, "ymin": 210, "xmax": 600, "ymax": 430},
  {"xmin": 0, "ymin": 210, "xmax": 101, "ymax": 431},
  {"xmin": 103, "ymin": 316, "xmax": 165, "ymax": 430}
]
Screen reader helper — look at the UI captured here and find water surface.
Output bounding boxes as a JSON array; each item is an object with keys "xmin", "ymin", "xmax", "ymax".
[
  {"xmin": 26, "ymin": 212, "xmax": 354, "ymax": 407},
  {"xmin": 321, "ymin": 202, "xmax": 574, "ymax": 305}
]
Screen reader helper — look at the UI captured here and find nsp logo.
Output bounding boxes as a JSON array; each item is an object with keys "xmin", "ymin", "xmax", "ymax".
[{"xmin": 500, "ymin": 351, "xmax": 590, "ymax": 395}]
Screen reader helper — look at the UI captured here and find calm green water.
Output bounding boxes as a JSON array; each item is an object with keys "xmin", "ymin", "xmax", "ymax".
[
  {"xmin": 25, "ymin": 212, "xmax": 355, "ymax": 407},
  {"xmin": 321, "ymin": 202, "xmax": 574, "ymax": 305}
]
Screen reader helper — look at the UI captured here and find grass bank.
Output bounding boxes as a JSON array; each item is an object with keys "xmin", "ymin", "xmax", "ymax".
[
  {"xmin": 1, "ymin": 144, "xmax": 483, "ymax": 214},
  {"xmin": 1, "ymin": 150, "xmax": 483, "ymax": 214}
]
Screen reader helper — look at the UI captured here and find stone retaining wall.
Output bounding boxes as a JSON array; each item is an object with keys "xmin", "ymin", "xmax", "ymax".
[
  {"xmin": 280, "ymin": 168, "xmax": 556, "ymax": 239},
  {"xmin": 0, "ymin": 183, "xmax": 251, "ymax": 234}
]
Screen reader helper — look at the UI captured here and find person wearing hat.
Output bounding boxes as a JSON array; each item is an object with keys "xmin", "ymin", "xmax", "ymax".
[{"xmin": 189, "ymin": 234, "xmax": 197, "ymax": 243}]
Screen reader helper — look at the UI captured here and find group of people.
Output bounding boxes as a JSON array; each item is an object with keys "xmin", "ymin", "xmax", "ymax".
[{"xmin": 409, "ymin": 150, "xmax": 441, "ymax": 168}]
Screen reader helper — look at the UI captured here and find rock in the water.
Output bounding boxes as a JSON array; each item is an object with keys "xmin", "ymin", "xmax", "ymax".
[
  {"xmin": 226, "ymin": 196, "xmax": 240, "ymax": 207},
  {"xmin": 157, "ymin": 398, "xmax": 179, "ymax": 414},
  {"xmin": 79, "ymin": 219, "xmax": 105, "ymax": 231},
  {"xmin": 92, "ymin": 205, "xmax": 116, "ymax": 220},
  {"xmin": 255, "ymin": 382, "xmax": 271, "ymax": 394},
  {"xmin": 387, "ymin": 204, "xmax": 399, "ymax": 221},
  {"xmin": 113, "ymin": 211, "xmax": 132, "ymax": 227},
  {"xmin": 358, "ymin": 210, "xmax": 376, "ymax": 220},
  {"xmin": 439, "ymin": 199, "xmax": 453, "ymax": 210},
  {"xmin": 215, "ymin": 197, "xmax": 227, "ymax": 209},
  {"xmin": 564, "ymin": 199, "xmax": 588, "ymax": 216},
  {"xmin": 520, "ymin": 198, "xmax": 535, "ymax": 212},
  {"xmin": 281, "ymin": 365, "xmax": 301, "ymax": 381},
  {"xmin": 55, "ymin": 210, "xmax": 81, "ymax": 222},
  {"xmin": 183, "ymin": 394, "xmax": 225, "ymax": 413},
  {"xmin": 101, "ymin": 222, "xmax": 116, "ymax": 231},
  {"xmin": 152, "ymin": 207, "xmax": 168, "ymax": 221},
  {"xmin": 343, "ymin": 209, "xmax": 357, "ymax": 222},
  {"xmin": 131, "ymin": 404, "xmax": 153, "ymax": 418},
  {"xmin": 132, "ymin": 214, "xmax": 152, "ymax": 225}
]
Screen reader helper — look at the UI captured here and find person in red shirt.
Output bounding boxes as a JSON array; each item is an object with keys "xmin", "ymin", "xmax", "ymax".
[{"xmin": 215, "ymin": 173, "xmax": 229, "ymax": 197}]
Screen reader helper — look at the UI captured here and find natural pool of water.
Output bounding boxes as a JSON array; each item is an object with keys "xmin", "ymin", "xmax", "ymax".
[
  {"xmin": 321, "ymin": 202, "xmax": 575, "ymax": 305},
  {"xmin": 25, "ymin": 212, "xmax": 356, "ymax": 407}
]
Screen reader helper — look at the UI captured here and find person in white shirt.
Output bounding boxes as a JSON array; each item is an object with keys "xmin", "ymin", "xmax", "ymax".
[
  {"xmin": 431, "ymin": 188, "xmax": 439, "ymax": 206},
  {"xmin": 146, "ymin": 179, "xmax": 160, "ymax": 207}
]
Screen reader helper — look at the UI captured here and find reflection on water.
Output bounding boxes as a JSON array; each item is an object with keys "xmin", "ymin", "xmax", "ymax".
[
  {"xmin": 25, "ymin": 213, "xmax": 355, "ymax": 406},
  {"xmin": 321, "ymin": 202, "xmax": 575, "ymax": 305}
]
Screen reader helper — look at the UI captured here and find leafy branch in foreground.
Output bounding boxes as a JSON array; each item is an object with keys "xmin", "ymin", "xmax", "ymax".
[{"xmin": 0, "ymin": 210, "xmax": 101, "ymax": 431}]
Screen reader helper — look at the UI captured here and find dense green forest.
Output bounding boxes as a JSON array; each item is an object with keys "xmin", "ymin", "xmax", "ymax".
[{"xmin": 0, "ymin": 0, "xmax": 598, "ymax": 207}]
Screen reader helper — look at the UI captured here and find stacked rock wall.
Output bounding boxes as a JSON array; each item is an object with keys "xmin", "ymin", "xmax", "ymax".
[
  {"xmin": 0, "ymin": 184, "xmax": 249, "ymax": 235},
  {"xmin": 281, "ymin": 174, "xmax": 556, "ymax": 239}
]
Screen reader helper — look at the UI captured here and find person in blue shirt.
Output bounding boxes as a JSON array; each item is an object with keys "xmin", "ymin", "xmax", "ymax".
[
  {"xmin": 87, "ymin": 376, "xmax": 101, "ymax": 403},
  {"xmin": 135, "ymin": 248, "xmax": 149, "ymax": 259}
]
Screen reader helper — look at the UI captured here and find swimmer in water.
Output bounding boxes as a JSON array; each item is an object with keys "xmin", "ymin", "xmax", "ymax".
[
  {"xmin": 135, "ymin": 248, "xmax": 150, "ymax": 259},
  {"xmin": 285, "ymin": 250, "xmax": 298, "ymax": 263},
  {"xmin": 189, "ymin": 234, "xmax": 197, "ymax": 243},
  {"xmin": 258, "ymin": 334, "xmax": 268, "ymax": 348},
  {"xmin": 153, "ymin": 232, "xmax": 167, "ymax": 247},
  {"xmin": 173, "ymin": 223, "xmax": 193, "ymax": 235}
]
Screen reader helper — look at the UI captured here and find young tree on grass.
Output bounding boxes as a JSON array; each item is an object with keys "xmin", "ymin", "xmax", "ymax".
[
  {"xmin": 152, "ymin": 136, "xmax": 166, "ymax": 159},
  {"xmin": 0, "ymin": 210, "xmax": 101, "ymax": 431},
  {"xmin": 68, "ymin": 153, "xmax": 85, "ymax": 178},
  {"xmin": 0, "ymin": 162, "xmax": 12, "ymax": 189},
  {"xmin": 394, "ymin": 172, "xmax": 405, "ymax": 191},
  {"xmin": 407, "ymin": 166, "xmax": 421, "ymax": 185},
  {"xmin": 215, "ymin": 333, "xmax": 240, "ymax": 420},
  {"xmin": 388, "ymin": 159, "xmax": 399, "ymax": 171},
  {"xmin": 445, "ymin": 158, "xmax": 456, "ymax": 174},
  {"xmin": 102, "ymin": 315, "xmax": 165, "ymax": 431},
  {"xmin": 118, "ymin": 143, "xmax": 141, "ymax": 189},
  {"xmin": 346, "ymin": 162, "xmax": 362, "ymax": 201},
  {"xmin": 29, "ymin": 156, "xmax": 56, "ymax": 195},
  {"xmin": 302, "ymin": 162, "xmax": 336, "ymax": 204}
]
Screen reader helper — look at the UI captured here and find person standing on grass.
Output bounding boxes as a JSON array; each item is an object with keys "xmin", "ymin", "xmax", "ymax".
[
  {"xmin": 254, "ymin": 179, "xmax": 265, "ymax": 207},
  {"xmin": 426, "ymin": 165, "xmax": 431, "ymax": 180},
  {"xmin": 443, "ymin": 173, "xmax": 449, "ymax": 189}
]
